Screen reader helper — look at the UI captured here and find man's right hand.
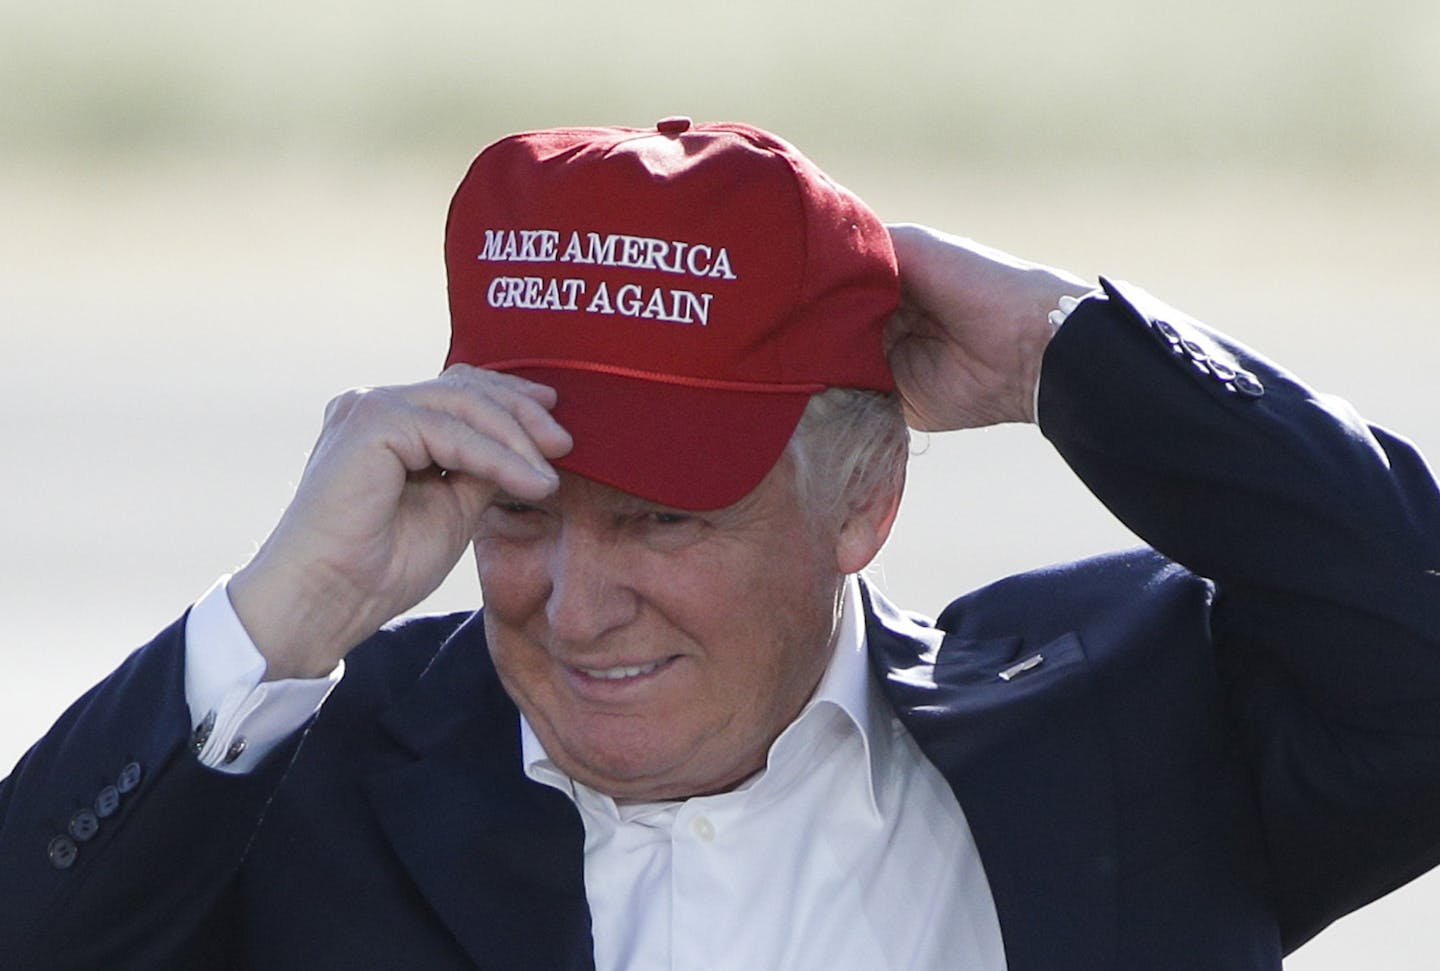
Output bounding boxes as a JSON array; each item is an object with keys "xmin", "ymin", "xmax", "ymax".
[{"xmin": 227, "ymin": 365, "xmax": 572, "ymax": 680}]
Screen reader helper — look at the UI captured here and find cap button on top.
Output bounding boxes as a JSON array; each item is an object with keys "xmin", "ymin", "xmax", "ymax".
[{"xmin": 656, "ymin": 115, "xmax": 692, "ymax": 136}]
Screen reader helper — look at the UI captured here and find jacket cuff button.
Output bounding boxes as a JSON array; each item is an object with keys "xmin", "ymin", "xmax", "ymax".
[
  {"xmin": 47, "ymin": 835, "xmax": 78, "ymax": 870},
  {"xmin": 1233, "ymin": 371, "xmax": 1265, "ymax": 398},
  {"xmin": 95, "ymin": 785, "xmax": 121, "ymax": 819},
  {"xmin": 116, "ymin": 761, "xmax": 144, "ymax": 794},
  {"xmin": 1152, "ymin": 318, "xmax": 1182, "ymax": 346},
  {"xmin": 68, "ymin": 809, "xmax": 100, "ymax": 842},
  {"xmin": 1207, "ymin": 360, "xmax": 1237, "ymax": 383}
]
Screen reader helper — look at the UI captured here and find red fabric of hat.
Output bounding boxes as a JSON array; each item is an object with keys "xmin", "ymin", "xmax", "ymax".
[{"xmin": 444, "ymin": 117, "xmax": 898, "ymax": 510}]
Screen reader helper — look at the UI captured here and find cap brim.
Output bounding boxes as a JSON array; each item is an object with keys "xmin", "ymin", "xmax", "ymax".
[{"xmin": 507, "ymin": 366, "xmax": 812, "ymax": 511}]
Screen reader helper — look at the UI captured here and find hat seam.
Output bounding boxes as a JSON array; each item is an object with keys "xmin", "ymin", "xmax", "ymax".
[
  {"xmin": 773, "ymin": 151, "xmax": 813, "ymax": 388},
  {"xmin": 489, "ymin": 358, "xmax": 824, "ymax": 395},
  {"xmin": 702, "ymin": 123, "xmax": 812, "ymax": 387}
]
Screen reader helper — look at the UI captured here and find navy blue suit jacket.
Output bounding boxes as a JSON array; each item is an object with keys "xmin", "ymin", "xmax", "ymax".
[{"xmin": 3, "ymin": 281, "xmax": 1438, "ymax": 969}]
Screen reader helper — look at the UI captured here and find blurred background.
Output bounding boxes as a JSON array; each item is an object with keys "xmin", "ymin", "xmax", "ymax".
[{"xmin": 2, "ymin": 1, "xmax": 1436, "ymax": 965}]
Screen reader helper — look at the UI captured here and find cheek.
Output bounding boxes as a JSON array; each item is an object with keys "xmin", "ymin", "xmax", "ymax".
[
  {"xmin": 728, "ymin": 524, "xmax": 836, "ymax": 614},
  {"xmin": 701, "ymin": 540, "xmax": 839, "ymax": 683},
  {"xmin": 473, "ymin": 543, "xmax": 556, "ymax": 713},
  {"xmin": 472, "ymin": 540, "xmax": 547, "ymax": 622}
]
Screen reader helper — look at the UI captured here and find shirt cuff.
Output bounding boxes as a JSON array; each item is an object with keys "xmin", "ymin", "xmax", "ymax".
[
  {"xmin": 183, "ymin": 576, "xmax": 344, "ymax": 774},
  {"xmin": 1037, "ymin": 289, "xmax": 1103, "ymax": 420}
]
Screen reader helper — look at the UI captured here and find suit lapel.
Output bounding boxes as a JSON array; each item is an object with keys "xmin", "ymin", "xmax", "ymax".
[
  {"xmin": 364, "ymin": 612, "xmax": 595, "ymax": 970},
  {"xmin": 864, "ymin": 584, "xmax": 1119, "ymax": 971}
]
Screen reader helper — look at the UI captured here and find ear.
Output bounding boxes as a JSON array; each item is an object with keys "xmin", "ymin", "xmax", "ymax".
[{"xmin": 835, "ymin": 464, "xmax": 905, "ymax": 575}]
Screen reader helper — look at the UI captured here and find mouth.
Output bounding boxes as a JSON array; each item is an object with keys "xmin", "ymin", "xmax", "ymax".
[
  {"xmin": 577, "ymin": 659, "xmax": 667, "ymax": 680},
  {"xmin": 567, "ymin": 655, "xmax": 681, "ymax": 688}
]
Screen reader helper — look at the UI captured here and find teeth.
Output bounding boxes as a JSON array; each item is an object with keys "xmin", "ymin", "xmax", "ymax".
[{"xmin": 580, "ymin": 660, "xmax": 663, "ymax": 680}]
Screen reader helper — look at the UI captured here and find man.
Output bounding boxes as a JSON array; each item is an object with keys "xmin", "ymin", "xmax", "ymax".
[{"xmin": 2, "ymin": 118, "xmax": 1437, "ymax": 969}]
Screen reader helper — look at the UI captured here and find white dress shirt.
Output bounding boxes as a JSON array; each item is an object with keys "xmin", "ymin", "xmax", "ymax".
[
  {"xmin": 183, "ymin": 577, "xmax": 342, "ymax": 773},
  {"xmin": 184, "ymin": 577, "xmax": 1006, "ymax": 970}
]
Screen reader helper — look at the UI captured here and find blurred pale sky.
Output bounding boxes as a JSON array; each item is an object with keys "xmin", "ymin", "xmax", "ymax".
[
  {"xmin": 3, "ymin": 0, "xmax": 1439, "ymax": 168},
  {"xmin": 2, "ymin": 3, "xmax": 1438, "ymax": 968}
]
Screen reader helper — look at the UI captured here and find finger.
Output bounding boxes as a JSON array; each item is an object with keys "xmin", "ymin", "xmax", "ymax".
[
  {"xmin": 314, "ymin": 372, "xmax": 572, "ymax": 502},
  {"xmin": 392, "ymin": 377, "xmax": 571, "ymax": 475},
  {"xmin": 313, "ymin": 386, "xmax": 556, "ymax": 502},
  {"xmin": 439, "ymin": 363, "xmax": 558, "ymax": 408},
  {"xmin": 398, "ymin": 407, "xmax": 561, "ymax": 500},
  {"xmin": 426, "ymin": 369, "xmax": 574, "ymax": 460},
  {"xmin": 883, "ymin": 304, "xmax": 944, "ymax": 354},
  {"xmin": 887, "ymin": 223, "xmax": 970, "ymax": 280},
  {"xmin": 445, "ymin": 374, "xmax": 575, "ymax": 459}
]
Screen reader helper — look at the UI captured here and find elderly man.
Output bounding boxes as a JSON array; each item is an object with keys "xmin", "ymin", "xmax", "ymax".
[{"xmin": 2, "ymin": 118, "xmax": 1438, "ymax": 970}]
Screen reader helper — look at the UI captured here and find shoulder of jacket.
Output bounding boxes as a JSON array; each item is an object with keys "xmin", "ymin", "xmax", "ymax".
[{"xmin": 935, "ymin": 548, "xmax": 1210, "ymax": 638}]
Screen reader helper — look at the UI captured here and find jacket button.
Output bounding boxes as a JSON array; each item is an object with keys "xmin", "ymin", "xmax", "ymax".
[
  {"xmin": 69, "ymin": 809, "xmax": 100, "ymax": 842},
  {"xmin": 1233, "ymin": 371, "xmax": 1265, "ymax": 398},
  {"xmin": 1152, "ymin": 319, "xmax": 1182, "ymax": 346},
  {"xmin": 47, "ymin": 835, "xmax": 78, "ymax": 870},
  {"xmin": 1207, "ymin": 359, "xmax": 1237, "ymax": 383},
  {"xmin": 1180, "ymin": 338, "xmax": 1210, "ymax": 362},
  {"xmin": 656, "ymin": 115, "xmax": 692, "ymax": 135},
  {"xmin": 95, "ymin": 785, "xmax": 121, "ymax": 819},
  {"xmin": 117, "ymin": 762, "xmax": 143, "ymax": 794}
]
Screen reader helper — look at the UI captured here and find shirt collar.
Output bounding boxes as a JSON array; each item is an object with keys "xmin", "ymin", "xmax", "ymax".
[
  {"xmin": 521, "ymin": 574, "xmax": 886, "ymax": 820},
  {"xmin": 803, "ymin": 573, "xmax": 887, "ymax": 817}
]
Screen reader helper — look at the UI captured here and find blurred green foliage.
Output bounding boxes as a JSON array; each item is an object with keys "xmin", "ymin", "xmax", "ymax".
[{"xmin": 2, "ymin": 0, "xmax": 1437, "ymax": 169}]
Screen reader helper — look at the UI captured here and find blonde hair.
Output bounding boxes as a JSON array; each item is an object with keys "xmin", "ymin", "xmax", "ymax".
[{"xmin": 784, "ymin": 388, "xmax": 909, "ymax": 524}]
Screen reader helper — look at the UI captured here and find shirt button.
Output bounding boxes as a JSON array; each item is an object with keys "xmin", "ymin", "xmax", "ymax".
[{"xmin": 691, "ymin": 816, "xmax": 717, "ymax": 843}]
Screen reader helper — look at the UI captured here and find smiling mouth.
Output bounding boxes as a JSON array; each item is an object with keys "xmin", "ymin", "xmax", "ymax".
[{"xmin": 575, "ymin": 657, "xmax": 673, "ymax": 681}]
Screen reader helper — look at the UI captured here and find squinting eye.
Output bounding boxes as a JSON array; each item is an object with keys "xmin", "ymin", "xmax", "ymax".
[
  {"xmin": 477, "ymin": 497, "xmax": 552, "ymax": 543},
  {"xmin": 648, "ymin": 511, "xmax": 691, "ymax": 526}
]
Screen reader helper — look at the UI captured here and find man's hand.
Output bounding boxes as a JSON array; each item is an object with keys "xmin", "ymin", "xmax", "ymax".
[
  {"xmin": 885, "ymin": 223, "xmax": 1094, "ymax": 430},
  {"xmin": 227, "ymin": 365, "xmax": 573, "ymax": 680}
]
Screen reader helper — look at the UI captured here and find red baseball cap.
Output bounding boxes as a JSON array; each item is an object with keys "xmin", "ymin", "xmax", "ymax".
[{"xmin": 444, "ymin": 117, "xmax": 898, "ymax": 510}]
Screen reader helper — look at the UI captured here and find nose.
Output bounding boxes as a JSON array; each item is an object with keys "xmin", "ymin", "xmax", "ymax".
[{"xmin": 544, "ymin": 527, "xmax": 639, "ymax": 647}]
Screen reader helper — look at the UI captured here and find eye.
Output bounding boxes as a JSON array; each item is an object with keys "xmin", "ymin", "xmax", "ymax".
[
  {"xmin": 628, "ymin": 508, "xmax": 707, "ymax": 551},
  {"xmin": 476, "ymin": 496, "xmax": 554, "ymax": 543}
]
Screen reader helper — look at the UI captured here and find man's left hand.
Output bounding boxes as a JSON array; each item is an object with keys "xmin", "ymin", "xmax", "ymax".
[{"xmin": 885, "ymin": 223, "xmax": 1093, "ymax": 430}]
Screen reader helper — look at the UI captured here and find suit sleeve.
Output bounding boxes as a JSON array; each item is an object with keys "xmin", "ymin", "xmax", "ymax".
[
  {"xmin": 0, "ymin": 615, "xmax": 297, "ymax": 969},
  {"xmin": 1037, "ymin": 279, "xmax": 1440, "ymax": 951}
]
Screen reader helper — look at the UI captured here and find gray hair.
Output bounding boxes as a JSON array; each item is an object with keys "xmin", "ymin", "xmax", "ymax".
[{"xmin": 784, "ymin": 387, "xmax": 909, "ymax": 525}]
